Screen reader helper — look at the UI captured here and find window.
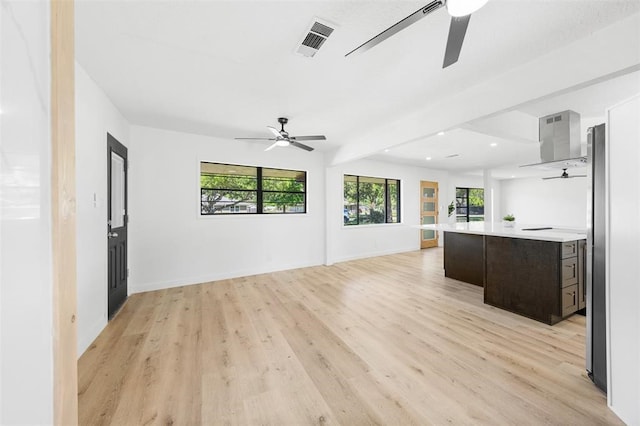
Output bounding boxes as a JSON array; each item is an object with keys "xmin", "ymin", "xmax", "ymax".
[
  {"xmin": 456, "ymin": 187, "xmax": 484, "ymax": 222},
  {"xmin": 262, "ymin": 167, "xmax": 306, "ymax": 213},
  {"xmin": 343, "ymin": 175, "xmax": 400, "ymax": 225},
  {"xmin": 200, "ymin": 162, "xmax": 306, "ymax": 215}
]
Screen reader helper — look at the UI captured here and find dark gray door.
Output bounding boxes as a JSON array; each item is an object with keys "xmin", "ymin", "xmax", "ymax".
[{"xmin": 107, "ymin": 134, "xmax": 128, "ymax": 318}]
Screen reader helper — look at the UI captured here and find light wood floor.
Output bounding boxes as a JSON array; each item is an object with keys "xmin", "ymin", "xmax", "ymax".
[{"xmin": 78, "ymin": 249, "xmax": 621, "ymax": 425}]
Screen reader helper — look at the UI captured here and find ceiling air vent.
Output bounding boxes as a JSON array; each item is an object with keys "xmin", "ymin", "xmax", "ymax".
[
  {"xmin": 423, "ymin": 0, "xmax": 445, "ymax": 15},
  {"xmin": 296, "ymin": 19, "xmax": 335, "ymax": 58}
]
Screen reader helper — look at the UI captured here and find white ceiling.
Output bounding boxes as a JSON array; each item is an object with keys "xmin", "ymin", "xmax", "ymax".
[
  {"xmin": 75, "ymin": 0, "xmax": 640, "ymax": 175},
  {"xmin": 370, "ymin": 70, "xmax": 640, "ymax": 177},
  {"xmin": 370, "ymin": 127, "xmax": 540, "ymax": 170}
]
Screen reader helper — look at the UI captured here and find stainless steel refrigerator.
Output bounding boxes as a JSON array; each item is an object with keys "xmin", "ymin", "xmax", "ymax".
[{"xmin": 586, "ymin": 123, "xmax": 606, "ymax": 392}]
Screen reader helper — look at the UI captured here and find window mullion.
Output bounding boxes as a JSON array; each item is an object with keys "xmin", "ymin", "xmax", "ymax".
[
  {"xmin": 356, "ymin": 176, "xmax": 360, "ymax": 225},
  {"xmin": 257, "ymin": 167, "xmax": 263, "ymax": 214},
  {"xmin": 396, "ymin": 180, "xmax": 401, "ymax": 223},
  {"xmin": 384, "ymin": 179, "xmax": 389, "ymax": 223}
]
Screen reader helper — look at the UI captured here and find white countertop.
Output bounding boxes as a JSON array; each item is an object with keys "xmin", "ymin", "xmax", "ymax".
[{"xmin": 420, "ymin": 222, "xmax": 587, "ymax": 242}]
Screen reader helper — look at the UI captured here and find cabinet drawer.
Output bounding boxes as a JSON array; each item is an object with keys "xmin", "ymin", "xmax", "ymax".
[
  {"xmin": 562, "ymin": 257, "xmax": 578, "ymax": 287},
  {"xmin": 561, "ymin": 241, "xmax": 577, "ymax": 258},
  {"xmin": 562, "ymin": 284, "xmax": 579, "ymax": 317}
]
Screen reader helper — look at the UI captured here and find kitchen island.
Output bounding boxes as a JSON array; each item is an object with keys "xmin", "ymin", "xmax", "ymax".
[{"xmin": 421, "ymin": 222, "xmax": 587, "ymax": 325}]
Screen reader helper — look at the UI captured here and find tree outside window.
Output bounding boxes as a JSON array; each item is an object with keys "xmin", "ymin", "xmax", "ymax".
[
  {"xmin": 200, "ymin": 162, "xmax": 306, "ymax": 215},
  {"xmin": 456, "ymin": 187, "xmax": 484, "ymax": 222},
  {"xmin": 344, "ymin": 175, "xmax": 400, "ymax": 225}
]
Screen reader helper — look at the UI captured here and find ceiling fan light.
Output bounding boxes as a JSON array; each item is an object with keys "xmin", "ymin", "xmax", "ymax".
[
  {"xmin": 446, "ymin": 0, "xmax": 489, "ymax": 17},
  {"xmin": 275, "ymin": 140, "xmax": 290, "ymax": 147}
]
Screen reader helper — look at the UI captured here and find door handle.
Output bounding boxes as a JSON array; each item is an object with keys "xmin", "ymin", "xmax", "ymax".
[{"xmin": 108, "ymin": 232, "xmax": 119, "ymax": 238}]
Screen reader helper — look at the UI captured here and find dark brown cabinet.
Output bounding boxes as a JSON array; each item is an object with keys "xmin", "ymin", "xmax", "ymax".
[
  {"xmin": 443, "ymin": 232, "xmax": 484, "ymax": 286},
  {"xmin": 484, "ymin": 236, "xmax": 585, "ymax": 325},
  {"xmin": 561, "ymin": 284, "xmax": 579, "ymax": 317},
  {"xmin": 561, "ymin": 257, "xmax": 578, "ymax": 286},
  {"xmin": 562, "ymin": 241, "xmax": 578, "ymax": 258}
]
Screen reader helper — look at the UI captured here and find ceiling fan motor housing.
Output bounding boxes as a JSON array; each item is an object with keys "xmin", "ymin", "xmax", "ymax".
[{"xmin": 278, "ymin": 117, "xmax": 289, "ymax": 135}]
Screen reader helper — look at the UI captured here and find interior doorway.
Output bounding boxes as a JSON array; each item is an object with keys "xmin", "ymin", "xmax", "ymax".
[
  {"xmin": 420, "ymin": 181, "xmax": 439, "ymax": 248},
  {"xmin": 107, "ymin": 133, "xmax": 128, "ymax": 318}
]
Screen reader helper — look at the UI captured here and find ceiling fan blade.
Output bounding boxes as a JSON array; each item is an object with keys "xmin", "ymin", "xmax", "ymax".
[
  {"xmin": 568, "ymin": 175, "xmax": 587, "ymax": 178},
  {"xmin": 290, "ymin": 141, "xmax": 314, "ymax": 152},
  {"xmin": 264, "ymin": 142, "xmax": 279, "ymax": 151},
  {"xmin": 267, "ymin": 126, "xmax": 282, "ymax": 138},
  {"xmin": 290, "ymin": 135, "xmax": 326, "ymax": 141},
  {"xmin": 235, "ymin": 137, "xmax": 277, "ymax": 141},
  {"xmin": 345, "ymin": 0, "xmax": 445, "ymax": 57},
  {"xmin": 542, "ymin": 176, "xmax": 561, "ymax": 180},
  {"xmin": 442, "ymin": 15, "xmax": 470, "ymax": 68}
]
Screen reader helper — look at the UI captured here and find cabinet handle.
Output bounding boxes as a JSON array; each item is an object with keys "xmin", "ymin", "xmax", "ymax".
[
  {"xmin": 564, "ymin": 263, "xmax": 576, "ymax": 276},
  {"xmin": 573, "ymin": 291, "xmax": 576, "ymax": 306}
]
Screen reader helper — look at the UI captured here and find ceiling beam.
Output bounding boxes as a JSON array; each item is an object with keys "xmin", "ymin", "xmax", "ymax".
[{"xmin": 328, "ymin": 13, "xmax": 640, "ymax": 165}]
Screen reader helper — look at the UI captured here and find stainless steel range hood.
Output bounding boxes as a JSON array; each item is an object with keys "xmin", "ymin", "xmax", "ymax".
[{"xmin": 521, "ymin": 110, "xmax": 587, "ymax": 169}]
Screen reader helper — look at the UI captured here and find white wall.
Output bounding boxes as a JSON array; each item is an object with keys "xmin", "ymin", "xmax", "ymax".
[
  {"xmin": 75, "ymin": 62, "xmax": 130, "ymax": 355},
  {"xmin": 325, "ymin": 159, "xmax": 449, "ymax": 264},
  {"xmin": 0, "ymin": 1, "xmax": 54, "ymax": 423},
  {"xmin": 128, "ymin": 125, "xmax": 326, "ymax": 293},
  {"xmin": 126, "ymin": 125, "xmax": 457, "ymax": 289},
  {"xmin": 500, "ymin": 176, "xmax": 588, "ymax": 228},
  {"xmin": 606, "ymin": 94, "xmax": 640, "ymax": 425}
]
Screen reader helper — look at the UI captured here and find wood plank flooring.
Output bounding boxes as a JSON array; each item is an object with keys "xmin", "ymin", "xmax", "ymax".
[{"xmin": 78, "ymin": 249, "xmax": 622, "ymax": 425}]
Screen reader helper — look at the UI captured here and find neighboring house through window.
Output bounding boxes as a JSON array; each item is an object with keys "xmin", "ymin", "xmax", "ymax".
[{"xmin": 200, "ymin": 162, "xmax": 306, "ymax": 215}]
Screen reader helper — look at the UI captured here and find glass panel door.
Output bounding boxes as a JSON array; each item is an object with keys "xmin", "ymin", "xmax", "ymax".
[
  {"xmin": 110, "ymin": 152, "xmax": 126, "ymax": 228},
  {"xmin": 420, "ymin": 181, "xmax": 438, "ymax": 249}
]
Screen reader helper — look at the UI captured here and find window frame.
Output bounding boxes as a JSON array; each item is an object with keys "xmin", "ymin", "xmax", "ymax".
[
  {"xmin": 455, "ymin": 187, "xmax": 484, "ymax": 223},
  {"xmin": 343, "ymin": 174, "xmax": 401, "ymax": 226},
  {"xmin": 199, "ymin": 161, "xmax": 307, "ymax": 216}
]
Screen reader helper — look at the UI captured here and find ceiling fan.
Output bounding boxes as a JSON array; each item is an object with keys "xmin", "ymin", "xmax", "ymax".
[
  {"xmin": 542, "ymin": 168, "xmax": 587, "ymax": 180},
  {"xmin": 345, "ymin": 0, "xmax": 489, "ymax": 68},
  {"xmin": 235, "ymin": 117, "xmax": 326, "ymax": 152}
]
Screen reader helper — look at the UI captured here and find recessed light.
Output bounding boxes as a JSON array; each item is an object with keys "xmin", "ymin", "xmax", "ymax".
[
  {"xmin": 437, "ymin": 131, "xmax": 445, "ymax": 136},
  {"xmin": 384, "ymin": 149, "xmax": 389, "ymax": 152},
  {"xmin": 511, "ymin": 175, "xmax": 516, "ymax": 178},
  {"xmin": 426, "ymin": 157, "xmax": 432, "ymax": 160},
  {"xmin": 490, "ymin": 143, "xmax": 498, "ymax": 147}
]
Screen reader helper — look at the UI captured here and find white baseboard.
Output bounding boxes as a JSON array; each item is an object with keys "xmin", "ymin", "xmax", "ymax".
[
  {"xmin": 129, "ymin": 260, "xmax": 323, "ymax": 294},
  {"xmin": 329, "ymin": 246, "xmax": 419, "ymax": 265}
]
